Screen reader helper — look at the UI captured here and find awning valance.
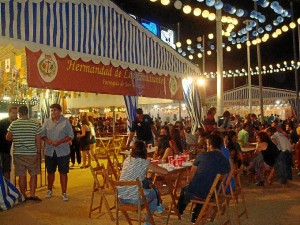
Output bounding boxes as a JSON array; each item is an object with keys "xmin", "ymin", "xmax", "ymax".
[{"xmin": 0, "ymin": 0, "xmax": 200, "ymax": 78}]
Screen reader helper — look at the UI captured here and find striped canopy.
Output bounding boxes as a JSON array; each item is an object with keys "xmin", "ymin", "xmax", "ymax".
[{"xmin": 0, "ymin": 0, "xmax": 200, "ymax": 78}]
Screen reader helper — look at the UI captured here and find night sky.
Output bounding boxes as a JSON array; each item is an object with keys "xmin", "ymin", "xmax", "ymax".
[{"xmin": 112, "ymin": 0, "xmax": 300, "ymax": 96}]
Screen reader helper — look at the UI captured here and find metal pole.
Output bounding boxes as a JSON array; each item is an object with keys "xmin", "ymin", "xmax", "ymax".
[
  {"xmin": 216, "ymin": 5, "xmax": 223, "ymax": 118},
  {"xmin": 178, "ymin": 100, "xmax": 181, "ymax": 121},
  {"xmin": 254, "ymin": 2, "xmax": 264, "ymax": 123},
  {"xmin": 202, "ymin": 35, "xmax": 206, "ymax": 117},
  {"xmin": 291, "ymin": 0, "xmax": 299, "ymax": 121},
  {"xmin": 245, "ymin": 21, "xmax": 252, "ymax": 114}
]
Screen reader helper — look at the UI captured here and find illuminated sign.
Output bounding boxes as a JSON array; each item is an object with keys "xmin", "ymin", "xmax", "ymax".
[
  {"xmin": 160, "ymin": 27, "xmax": 175, "ymax": 49},
  {"xmin": 141, "ymin": 19, "xmax": 158, "ymax": 36}
]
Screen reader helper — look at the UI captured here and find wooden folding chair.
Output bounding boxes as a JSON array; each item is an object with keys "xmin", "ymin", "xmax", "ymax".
[
  {"xmin": 190, "ymin": 174, "xmax": 231, "ymax": 225},
  {"xmin": 113, "ymin": 137, "xmax": 123, "ymax": 155},
  {"xmin": 223, "ymin": 169, "xmax": 248, "ymax": 225},
  {"xmin": 112, "ymin": 179, "xmax": 156, "ymax": 225},
  {"xmin": 89, "ymin": 165, "xmax": 115, "ymax": 220},
  {"xmin": 94, "ymin": 153, "xmax": 120, "ymax": 181}
]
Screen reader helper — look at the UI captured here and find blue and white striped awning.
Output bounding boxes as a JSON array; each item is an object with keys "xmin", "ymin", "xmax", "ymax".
[{"xmin": 0, "ymin": 0, "xmax": 200, "ymax": 78}]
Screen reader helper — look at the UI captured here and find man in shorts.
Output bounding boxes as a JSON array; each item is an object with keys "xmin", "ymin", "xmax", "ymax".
[
  {"xmin": 0, "ymin": 106, "xmax": 18, "ymax": 180},
  {"xmin": 6, "ymin": 105, "xmax": 41, "ymax": 201},
  {"xmin": 41, "ymin": 104, "xmax": 73, "ymax": 201}
]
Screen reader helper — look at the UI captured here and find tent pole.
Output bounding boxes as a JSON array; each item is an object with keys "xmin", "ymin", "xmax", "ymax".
[{"xmin": 216, "ymin": 5, "xmax": 223, "ymax": 118}]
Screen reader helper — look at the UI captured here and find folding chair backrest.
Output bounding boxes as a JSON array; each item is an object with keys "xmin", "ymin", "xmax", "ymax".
[{"xmin": 113, "ymin": 179, "xmax": 156, "ymax": 225}]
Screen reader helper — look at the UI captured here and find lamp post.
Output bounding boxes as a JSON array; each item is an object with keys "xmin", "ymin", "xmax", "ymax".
[
  {"xmin": 290, "ymin": 0, "xmax": 299, "ymax": 121},
  {"xmin": 243, "ymin": 20, "xmax": 252, "ymax": 114},
  {"xmin": 254, "ymin": 2, "xmax": 264, "ymax": 123},
  {"xmin": 197, "ymin": 78, "xmax": 206, "ymax": 120}
]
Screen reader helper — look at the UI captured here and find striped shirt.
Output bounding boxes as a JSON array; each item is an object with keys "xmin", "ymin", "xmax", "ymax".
[
  {"xmin": 7, "ymin": 119, "xmax": 41, "ymax": 155},
  {"xmin": 118, "ymin": 156, "xmax": 149, "ymax": 200}
]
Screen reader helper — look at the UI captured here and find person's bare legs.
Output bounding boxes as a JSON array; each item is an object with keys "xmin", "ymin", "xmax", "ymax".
[
  {"xmin": 47, "ymin": 173, "xmax": 55, "ymax": 191},
  {"xmin": 60, "ymin": 173, "xmax": 68, "ymax": 194},
  {"xmin": 29, "ymin": 175, "xmax": 37, "ymax": 197},
  {"xmin": 18, "ymin": 176, "xmax": 27, "ymax": 198}
]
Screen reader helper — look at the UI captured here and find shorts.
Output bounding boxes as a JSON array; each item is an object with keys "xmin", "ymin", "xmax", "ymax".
[
  {"xmin": 0, "ymin": 153, "xmax": 11, "ymax": 173},
  {"xmin": 13, "ymin": 154, "xmax": 40, "ymax": 177},
  {"xmin": 45, "ymin": 151, "xmax": 70, "ymax": 174}
]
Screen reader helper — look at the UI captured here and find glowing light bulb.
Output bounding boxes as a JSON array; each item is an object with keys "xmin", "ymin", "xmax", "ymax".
[
  {"xmin": 193, "ymin": 8, "xmax": 202, "ymax": 16},
  {"xmin": 160, "ymin": 0, "xmax": 170, "ymax": 6},
  {"xmin": 289, "ymin": 22, "xmax": 296, "ymax": 29},
  {"xmin": 186, "ymin": 39, "xmax": 192, "ymax": 45},
  {"xmin": 208, "ymin": 33, "xmax": 214, "ymax": 39}
]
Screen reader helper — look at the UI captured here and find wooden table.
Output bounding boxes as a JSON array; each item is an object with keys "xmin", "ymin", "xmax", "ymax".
[
  {"xmin": 152, "ymin": 163, "xmax": 192, "ymax": 220},
  {"xmin": 96, "ymin": 137, "xmax": 113, "ymax": 152},
  {"xmin": 119, "ymin": 147, "xmax": 156, "ymax": 159}
]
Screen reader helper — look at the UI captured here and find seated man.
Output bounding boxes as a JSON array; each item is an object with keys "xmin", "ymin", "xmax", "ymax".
[{"xmin": 177, "ymin": 134, "xmax": 230, "ymax": 223}]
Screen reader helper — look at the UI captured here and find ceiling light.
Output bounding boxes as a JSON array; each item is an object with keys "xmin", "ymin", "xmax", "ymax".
[
  {"xmin": 237, "ymin": 44, "xmax": 242, "ymax": 49},
  {"xmin": 186, "ymin": 39, "xmax": 192, "ymax": 45},
  {"xmin": 207, "ymin": 50, "xmax": 212, "ymax": 55},
  {"xmin": 208, "ymin": 13, "xmax": 216, "ymax": 21},
  {"xmin": 176, "ymin": 42, "xmax": 181, "ymax": 48},
  {"xmin": 197, "ymin": 53, "xmax": 202, "ymax": 58},
  {"xmin": 226, "ymin": 46, "xmax": 231, "ymax": 52},
  {"xmin": 202, "ymin": 10, "xmax": 209, "ymax": 18},
  {"xmin": 208, "ymin": 33, "xmax": 214, "ymax": 39},
  {"xmin": 289, "ymin": 22, "xmax": 296, "ymax": 29}
]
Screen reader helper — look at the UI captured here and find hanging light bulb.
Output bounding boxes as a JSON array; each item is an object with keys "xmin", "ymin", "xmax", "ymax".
[
  {"xmin": 186, "ymin": 39, "xmax": 192, "ymax": 45},
  {"xmin": 297, "ymin": 18, "xmax": 300, "ymax": 24},
  {"xmin": 208, "ymin": 33, "xmax": 214, "ymax": 39},
  {"xmin": 183, "ymin": 5, "xmax": 192, "ymax": 14},
  {"xmin": 188, "ymin": 55, "xmax": 194, "ymax": 60},
  {"xmin": 197, "ymin": 53, "xmax": 203, "ymax": 58},
  {"xmin": 221, "ymin": 16, "xmax": 228, "ymax": 23},
  {"xmin": 208, "ymin": 13, "xmax": 216, "ymax": 21},
  {"xmin": 226, "ymin": 46, "xmax": 231, "ymax": 52},
  {"xmin": 272, "ymin": 32, "xmax": 278, "ymax": 38},
  {"xmin": 237, "ymin": 43, "xmax": 242, "ymax": 49},
  {"xmin": 193, "ymin": 8, "xmax": 202, "ymax": 16},
  {"xmin": 281, "ymin": 25, "xmax": 289, "ymax": 32},
  {"xmin": 246, "ymin": 41, "xmax": 251, "ymax": 46},
  {"xmin": 150, "ymin": 0, "xmax": 158, "ymax": 2},
  {"xmin": 207, "ymin": 50, "xmax": 212, "ymax": 55},
  {"xmin": 176, "ymin": 42, "xmax": 182, "ymax": 48},
  {"xmin": 289, "ymin": 22, "xmax": 296, "ymax": 29},
  {"xmin": 276, "ymin": 29, "xmax": 282, "ymax": 35},
  {"xmin": 202, "ymin": 10, "xmax": 209, "ymax": 18},
  {"xmin": 174, "ymin": 0, "xmax": 183, "ymax": 9},
  {"xmin": 160, "ymin": 0, "xmax": 170, "ymax": 6}
]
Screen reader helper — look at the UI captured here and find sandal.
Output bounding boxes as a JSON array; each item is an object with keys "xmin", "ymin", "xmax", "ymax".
[{"xmin": 27, "ymin": 196, "xmax": 42, "ymax": 202}]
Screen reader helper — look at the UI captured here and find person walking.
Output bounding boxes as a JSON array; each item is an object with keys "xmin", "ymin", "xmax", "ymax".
[
  {"xmin": 41, "ymin": 104, "xmax": 73, "ymax": 201},
  {"xmin": 69, "ymin": 117, "xmax": 81, "ymax": 167},
  {"xmin": 77, "ymin": 116, "xmax": 91, "ymax": 169},
  {"xmin": 0, "ymin": 106, "xmax": 18, "ymax": 180},
  {"xmin": 6, "ymin": 105, "xmax": 42, "ymax": 202}
]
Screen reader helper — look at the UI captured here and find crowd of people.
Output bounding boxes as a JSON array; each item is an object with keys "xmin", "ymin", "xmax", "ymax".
[{"xmin": 1, "ymin": 104, "xmax": 300, "ymax": 224}]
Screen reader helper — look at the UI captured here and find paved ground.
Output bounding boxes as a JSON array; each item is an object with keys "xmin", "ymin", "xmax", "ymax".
[{"xmin": 1, "ymin": 163, "xmax": 300, "ymax": 225}]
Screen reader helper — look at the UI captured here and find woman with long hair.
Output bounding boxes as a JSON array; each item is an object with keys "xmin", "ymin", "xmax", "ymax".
[
  {"xmin": 77, "ymin": 117, "xmax": 91, "ymax": 168},
  {"xmin": 153, "ymin": 135, "xmax": 174, "ymax": 163},
  {"xmin": 88, "ymin": 116, "xmax": 96, "ymax": 156}
]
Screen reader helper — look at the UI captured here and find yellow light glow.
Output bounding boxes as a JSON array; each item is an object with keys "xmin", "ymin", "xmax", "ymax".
[
  {"xmin": 188, "ymin": 55, "xmax": 193, "ymax": 60},
  {"xmin": 197, "ymin": 78, "xmax": 205, "ymax": 86},
  {"xmin": 256, "ymin": 38, "xmax": 261, "ymax": 44},
  {"xmin": 160, "ymin": 0, "xmax": 170, "ymax": 6},
  {"xmin": 197, "ymin": 53, "xmax": 202, "ymax": 58},
  {"xmin": 150, "ymin": 0, "xmax": 157, "ymax": 2},
  {"xmin": 289, "ymin": 22, "xmax": 296, "ymax": 29},
  {"xmin": 225, "ymin": 32, "xmax": 230, "ymax": 37},
  {"xmin": 297, "ymin": 18, "xmax": 300, "ymax": 24},
  {"xmin": 186, "ymin": 39, "xmax": 192, "ymax": 45},
  {"xmin": 252, "ymin": 40, "xmax": 257, "ymax": 45},
  {"xmin": 237, "ymin": 44, "xmax": 242, "ymax": 49},
  {"xmin": 183, "ymin": 5, "xmax": 192, "ymax": 14},
  {"xmin": 221, "ymin": 16, "xmax": 228, "ymax": 23},
  {"xmin": 208, "ymin": 33, "xmax": 214, "ymax": 39},
  {"xmin": 264, "ymin": 33, "xmax": 270, "ymax": 39},
  {"xmin": 208, "ymin": 13, "xmax": 216, "ymax": 21},
  {"xmin": 276, "ymin": 29, "xmax": 282, "ymax": 35},
  {"xmin": 282, "ymin": 25, "xmax": 289, "ymax": 32},
  {"xmin": 232, "ymin": 18, "xmax": 238, "ymax": 25},
  {"xmin": 176, "ymin": 42, "xmax": 181, "ymax": 48},
  {"xmin": 193, "ymin": 8, "xmax": 201, "ymax": 16},
  {"xmin": 246, "ymin": 41, "xmax": 251, "ymax": 46},
  {"xmin": 222, "ymin": 30, "xmax": 225, "ymax": 36},
  {"xmin": 226, "ymin": 46, "xmax": 231, "ymax": 52},
  {"xmin": 227, "ymin": 17, "xmax": 233, "ymax": 24},
  {"xmin": 272, "ymin": 32, "xmax": 278, "ymax": 38},
  {"xmin": 207, "ymin": 50, "xmax": 212, "ymax": 55},
  {"xmin": 202, "ymin": 10, "xmax": 209, "ymax": 18},
  {"xmin": 262, "ymin": 37, "xmax": 267, "ymax": 42}
]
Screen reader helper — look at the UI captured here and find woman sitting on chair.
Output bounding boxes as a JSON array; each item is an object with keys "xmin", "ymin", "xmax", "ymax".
[
  {"xmin": 118, "ymin": 140, "xmax": 168, "ymax": 223},
  {"xmin": 152, "ymin": 135, "xmax": 175, "ymax": 163}
]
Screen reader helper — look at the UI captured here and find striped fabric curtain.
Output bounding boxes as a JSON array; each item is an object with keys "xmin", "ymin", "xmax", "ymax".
[
  {"xmin": 123, "ymin": 95, "xmax": 138, "ymax": 132},
  {"xmin": 0, "ymin": 168, "xmax": 24, "ymax": 210},
  {"xmin": 182, "ymin": 82, "xmax": 203, "ymax": 133},
  {"xmin": 41, "ymin": 91, "xmax": 61, "ymax": 121}
]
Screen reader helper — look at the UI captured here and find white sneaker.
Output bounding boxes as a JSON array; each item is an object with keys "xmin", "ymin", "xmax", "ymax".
[
  {"xmin": 45, "ymin": 190, "xmax": 52, "ymax": 198},
  {"xmin": 62, "ymin": 193, "xmax": 69, "ymax": 201}
]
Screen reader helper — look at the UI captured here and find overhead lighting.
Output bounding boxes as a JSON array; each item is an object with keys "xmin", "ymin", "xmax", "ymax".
[
  {"xmin": 289, "ymin": 22, "xmax": 296, "ymax": 29},
  {"xmin": 197, "ymin": 53, "xmax": 203, "ymax": 58},
  {"xmin": 208, "ymin": 13, "xmax": 216, "ymax": 21},
  {"xmin": 202, "ymin": 10, "xmax": 209, "ymax": 18},
  {"xmin": 176, "ymin": 42, "xmax": 181, "ymax": 48},
  {"xmin": 208, "ymin": 33, "xmax": 214, "ymax": 39},
  {"xmin": 207, "ymin": 50, "xmax": 212, "ymax": 55},
  {"xmin": 173, "ymin": 0, "xmax": 182, "ymax": 10},
  {"xmin": 186, "ymin": 39, "xmax": 192, "ymax": 45}
]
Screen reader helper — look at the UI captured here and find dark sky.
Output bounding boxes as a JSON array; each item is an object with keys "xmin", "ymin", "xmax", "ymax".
[{"xmin": 112, "ymin": 0, "xmax": 300, "ymax": 95}]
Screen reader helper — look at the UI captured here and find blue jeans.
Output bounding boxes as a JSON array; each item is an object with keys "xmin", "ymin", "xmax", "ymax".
[{"xmin": 120, "ymin": 188, "xmax": 158, "ymax": 225}]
